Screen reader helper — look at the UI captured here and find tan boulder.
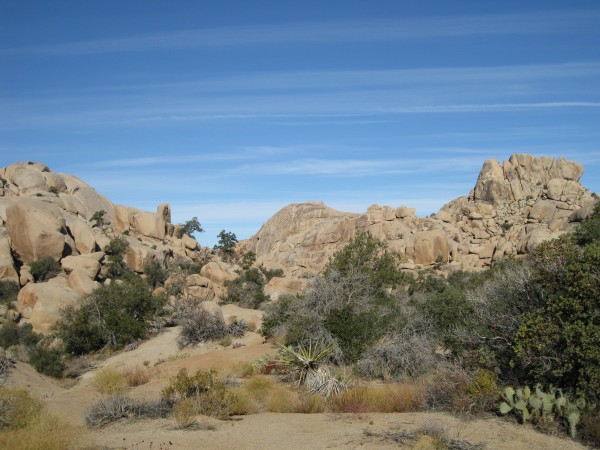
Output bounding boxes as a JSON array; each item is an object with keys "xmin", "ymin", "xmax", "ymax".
[
  {"xmin": 6, "ymin": 198, "xmax": 66, "ymax": 263},
  {"xmin": 16, "ymin": 278, "xmax": 81, "ymax": 334},
  {"xmin": 0, "ymin": 233, "xmax": 18, "ymax": 282},
  {"xmin": 395, "ymin": 206, "xmax": 416, "ymax": 219},
  {"xmin": 200, "ymin": 261, "xmax": 238, "ymax": 284},
  {"xmin": 112, "ymin": 205, "xmax": 131, "ymax": 233},
  {"xmin": 67, "ymin": 216, "xmax": 97, "ymax": 254},
  {"xmin": 6, "ymin": 163, "xmax": 47, "ymax": 192},
  {"xmin": 19, "ymin": 264, "xmax": 33, "ymax": 286},
  {"xmin": 265, "ymin": 277, "xmax": 310, "ymax": 301},
  {"xmin": 185, "ymin": 275, "xmax": 216, "ymax": 302},
  {"xmin": 529, "ymin": 200, "xmax": 556, "ymax": 223},
  {"xmin": 69, "ymin": 268, "xmax": 100, "ymax": 296},
  {"xmin": 410, "ymin": 229, "xmax": 449, "ymax": 265},
  {"xmin": 182, "ymin": 234, "xmax": 198, "ymax": 251},
  {"xmin": 200, "ymin": 300, "xmax": 222, "ymax": 316},
  {"xmin": 436, "ymin": 211, "xmax": 452, "ymax": 223},
  {"xmin": 124, "ymin": 238, "xmax": 163, "ymax": 273},
  {"xmin": 61, "ymin": 255, "xmax": 101, "ymax": 279}
]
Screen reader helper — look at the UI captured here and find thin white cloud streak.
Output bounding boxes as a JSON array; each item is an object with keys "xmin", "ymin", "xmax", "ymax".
[
  {"xmin": 2, "ymin": 10, "xmax": 599, "ymax": 56},
  {"xmin": 5, "ymin": 62, "xmax": 599, "ymax": 99}
]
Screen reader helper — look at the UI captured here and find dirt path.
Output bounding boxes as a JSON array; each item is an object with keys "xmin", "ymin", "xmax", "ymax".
[{"xmin": 88, "ymin": 412, "xmax": 586, "ymax": 450}]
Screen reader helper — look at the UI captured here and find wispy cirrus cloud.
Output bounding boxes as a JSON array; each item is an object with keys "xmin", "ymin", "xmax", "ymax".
[{"xmin": 2, "ymin": 10, "xmax": 599, "ymax": 56}]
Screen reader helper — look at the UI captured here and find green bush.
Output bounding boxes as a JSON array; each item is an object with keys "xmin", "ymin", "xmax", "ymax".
[
  {"xmin": 55, "ymin": 275, "xmax": 165, "ymax": 355},
  {"xmin": 223, "ymin": 268, "xmax": 269, "ymax": 309},
  {"xmin": 0, "ymin": 322, "xmax": 41, "ymax": 349},
  {"xmin": 29, "ymin": 257, "xmax": 61, "ymax": 282},
  {"xmin": 104, "ymin": 236, "xmax": 130, "ymax": 279},
  {"xmin": 90, "ymin": 210, "xmax": 107, "ymax": 228},
  {"xmin": 0, "ymin": 280, "xmax": 19, "ymax": 307},
  {"xmin": 28, "ymin": 344, "xmax": 66, "ymax": 378},
  {"xmin": 144, "ymin": 259, "xmax": 167, "ymax": 288}
]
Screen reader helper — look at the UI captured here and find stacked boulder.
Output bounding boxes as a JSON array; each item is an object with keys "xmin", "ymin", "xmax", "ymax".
[
  {"xmin": 0, "ymin": 162, "xmax": 203, "ymax": 333},
  {"xmin": 243, "ymin": 154, "xmax": 596, "ymax": 277}
]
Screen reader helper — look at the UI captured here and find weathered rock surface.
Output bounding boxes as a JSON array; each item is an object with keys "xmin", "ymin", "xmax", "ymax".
[
  {"xmin": 243, "ymin": 154, "xmax": 596, "ymax": 276},
  {"xmin": 264, "ymin": 277, "xmax": 310, "ymax": 301},
  {"xmin": 0, "ymin": 161, "xmax": 204, "ymax": 333},
  {"xmin": 16, "ymin": 278, "xmax": 81, "ymax": 333}
]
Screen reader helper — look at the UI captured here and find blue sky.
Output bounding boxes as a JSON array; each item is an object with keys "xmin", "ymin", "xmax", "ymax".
[{"xmin": 1, "ymin": 1, "xmax": 599, "ymax": 247}]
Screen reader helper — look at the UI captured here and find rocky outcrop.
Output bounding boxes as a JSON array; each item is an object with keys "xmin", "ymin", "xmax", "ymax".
[
  {"xmin": 0, "ymin": 161, "xmax": 205, "ymax": 333},
  {"xmin": 244, "ymin": 154, "xmax": 596, "ymax": 276}
]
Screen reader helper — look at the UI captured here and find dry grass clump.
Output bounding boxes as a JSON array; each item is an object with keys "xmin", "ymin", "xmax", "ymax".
[
  {"xmin": 0, "ymin": 412, "xmax": 82, "ymax": 450},
  {"xmin": 122, "ymin": 365, "xmax": 152, "ymax": 387},
  {"xmin": 330, "ymin": 383, "xmax": 425, "ymax": 413},
  {"xmin": 172, "ymin": 398, "xmax": 196, "ymax": 429},
  {"xmin": 0, "ymin": 386, "xmax": 42, "ymax": 429},
  {"xmin": 0, "ymin": 387, "xmax": 83, "ymax": 449},
  {"xmin": 91, "ymin": 367, "xmax": 126, "ymax": 396}
]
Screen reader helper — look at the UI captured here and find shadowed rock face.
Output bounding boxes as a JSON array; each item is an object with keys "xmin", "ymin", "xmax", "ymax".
[{"xmin": 241, "ymin": 154, "xmax": 596, "ymax": 277}]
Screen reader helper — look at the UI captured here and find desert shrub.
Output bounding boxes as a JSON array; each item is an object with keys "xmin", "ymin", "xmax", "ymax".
[
  {"xmin": 130, "ymin": 398, "xmax": 171, "ymax": 419},
  {"xmin": 0, "ymin": 410, "xmax": 81, "ymax": 450},
  {"xmin": 144, "ymin": 259, "xmax": 167, "ymax": 288},
  {"xmin": 162, "ymin": 369, "xmax": 234, "ymax": 419},
  {"xmin": 162, "ymin": 368, "xmax": 221, "ymax": 401},
  {"xmin": 513, "ymin": 240, "xmax": 600, "ymax": 401},
  {"xmin": 0, "ymin": 322, "xmax": 42, "ymax": 350},
  {"xmin": 90, "ymin": 210, "xmax": 107, "ymax": 228},
  {"xmin": 294, "ymin": 393, "xmax": 327, "ymax": 413},
  {"xmin": 223, "ymin": 268, "xmax": 269, "ymax": 309},
  {"xmin": 0, "ymin": 386, "xmax": 42, "ymax": 430},
  {"xmin": 29, "ymin": 257, "xmax": 61, "ymax": 282},
  {"xmin": 0, "ymin": 279, "xmax": 19, "ymax": 307},
  {"xmin": 123, "ymin": 365, "xmax": 152, "ymax": 387},
  {"xmin": 581, "ymin": 411, "xmax": 600, "ymax": 447},
  {"xmin": 574, "ymin": 201, "xmax": 600, "ymax": 245},
  {"xmin": 241, "ymin": 251, "xmax": 256, "ymax": 270},
  {"xmin": 357, "ymin": 300, "xmax": 438, "ymax": 380},
  {"xmin": 330, "ymin": 384, "xmax": 425, "ymax": 413},
  {"xmin": 55, "ymin": 275, "xmax": 165, "ymax": 355},
  {"xmin": 104, "ymin": 236, "xmax": 130, "ymax": 279},
  {"xmin": 177, "ymin": 308, "xmax": 228, "ymax": 348},
  {"xmin": 423, "ymin": 365, "xmax": 472, "ymax": 413},
  {"xmin": 85, "ymin": 395, "xmax": 134, "ymax": 428},
  {"xmin": 219, "ymin": 336, "xmax": 232, "ymax": 347},
  {"xmin": 227, "ymin": 319, "xmax": 248, "ymax": 338},
  {"xmin": 259, "ymin": 266, "xmax": 284, "ymax": 282},
  {"xmin": 27, "ymin": 344, "xmax": 65, "ymax": 378},
  {"xmin": 91, "ymin": 367, "xmax": 126, "ymax": 396},
  {"xmin": 0, "ymin": 350, "xmax": 12, "ymax": 383},
  {"xmin": 173, "ymin": 398, "xmax": 197, "ymax": 428}
]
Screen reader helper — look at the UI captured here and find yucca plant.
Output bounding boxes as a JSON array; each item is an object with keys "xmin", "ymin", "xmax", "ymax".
[{"xmin": 277, "ymin": 341, "xmax": 348, "ymax": 397}]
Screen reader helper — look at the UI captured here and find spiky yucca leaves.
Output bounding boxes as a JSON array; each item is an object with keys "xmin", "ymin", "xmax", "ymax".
[{"xmin": 277, "ymin": 341, "xmax": 348, "ymax": 397}]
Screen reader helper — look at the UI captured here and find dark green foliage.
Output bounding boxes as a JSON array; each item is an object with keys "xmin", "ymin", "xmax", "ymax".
[
  {"xmin": 0, "ymin": 322, "xmax": 41, "ymax": 351},
  {"xmin": 29, "ymin": 257, "xmax": 61, "ymax": 282},
  {"xmin": 259, "ymin": 266, "xmax": 284, "ymax": 282},
  {"xmin": 260, "ymin": 295, "xmax": 297, "ymax": 338},
  {"xmin": 90, "ymin": 210, "xmax": 107, "ymax": 228},
  {"xmin": 143, "ymin": 259, "xmax": 167, "ymax": 288},
  {"xmin": 514, "ymin": 239, "xmax": 600, "ymax": 401},
  {"xmin": 55, "ymin": 275, "xmax": 165, "ymax": 355},
  {"xmin": 104, "ymin": 236, "xmax": 130, "ymax": 279},
  {"xmin": 241, "ymin": 251, "xmax": 256, "ymax": 270},
  {"xmin": 0, "ymin": 280, "xmax": 19, "ymax": 307},
  {"xmin": 214, "ymin": 230, "xmax": 238, "ymax": 255},
  {"xmin": 223, "ymin": 268, "xmax": 269, "ymax": 309},
  {"xmin": 28, "ymin": 344, "xmax": 66, "ymax": 378},
  {"xmin": 176, "ymin": 217, "xmax": 204, "ymax": 239},
  {"xmin": 325, "ymin": 232, "xmax": 408, "ymax": 291},
  {"xmin": 324, "ymin": 306, "xmax": 380, "ymax": 363},
  {"xmin": 574, "ymin": 202, "xmax": 600, "ymax": 245}
]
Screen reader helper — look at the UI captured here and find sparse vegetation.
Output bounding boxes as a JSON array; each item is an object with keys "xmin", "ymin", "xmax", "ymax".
[
  {"xmin": 176, "ymin": 216, "xmax": 204, "ymax": 239},
  {"xmin": 214, "ymin": 229, "xmax": 238, "ymax": 257},
  {"xmin": 103, "ymin": 235, "xmax": 130, "ymax": 279},
  {"xmin": 29, "ymin": 256, "xmax": 61, "ymax": 282},
  {"xmin": 55, "ymin": 275, "xmax": 165, "ymax": 355},
  {"xmin": 0, "ymin": 280, "xmax": 19, "ymax": 307},
  {"xmin": 90, "ymin": 210, "xmax": 107, "ymax": 228}
]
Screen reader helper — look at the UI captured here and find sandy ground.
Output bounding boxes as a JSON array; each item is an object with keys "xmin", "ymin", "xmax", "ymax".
[{"xmin": 4, "ymin": 304, "xmax": 591, "ymax": 450}]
